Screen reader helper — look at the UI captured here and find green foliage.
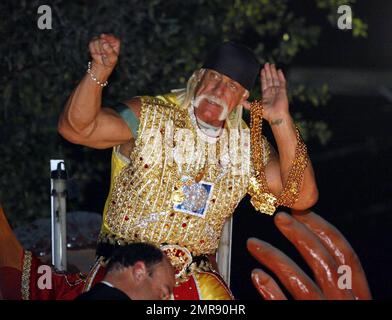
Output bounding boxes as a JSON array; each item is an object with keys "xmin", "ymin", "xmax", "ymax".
[
  {"xmin": 0, "ymin": 0, "xmax": 365, "ymax": 225},
  {"xmin": 316, "ymin": 0, "xmax": 368, "ymax": 37}
]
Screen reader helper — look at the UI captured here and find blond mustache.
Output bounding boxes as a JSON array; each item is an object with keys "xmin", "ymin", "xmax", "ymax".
[{"xmin": 192, "ymin": 94, "xmax": 229, "ymax": 121}]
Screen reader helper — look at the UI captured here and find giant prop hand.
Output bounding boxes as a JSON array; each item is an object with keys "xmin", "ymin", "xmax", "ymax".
[{"xmin": 247, "ymin": 210, "xmax": 372, "ymax": 300}]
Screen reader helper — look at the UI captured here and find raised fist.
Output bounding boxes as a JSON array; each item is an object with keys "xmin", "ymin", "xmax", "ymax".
[{"xmin": 88, "ymin": 33, "xmax": 121, "ymax": 70}]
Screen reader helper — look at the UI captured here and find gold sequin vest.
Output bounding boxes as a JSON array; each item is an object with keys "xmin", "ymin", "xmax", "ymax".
[{"xmin": 98, "ymin": 94, "xmax": 261, "ymax": 256}]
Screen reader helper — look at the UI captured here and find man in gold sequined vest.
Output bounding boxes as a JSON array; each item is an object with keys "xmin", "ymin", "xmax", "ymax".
[{"xmin": 7, "ymin": 35, "xmax": 318, "ymax": 300}]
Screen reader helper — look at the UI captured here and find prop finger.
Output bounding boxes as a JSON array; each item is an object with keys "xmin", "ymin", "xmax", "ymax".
[
  {"xmin": 247, "ymin": 237, "xmax": 323, "ymax": 300},
  {"xmin": 274, "ymin": 212, "xmax": 354, "ymax": 299},
  {"xmin": 292, "ymin": 210, "xmax": 372, "ymax": 300},
  {"xmin": 251, "ymin": 269, "xmax": 287, "ymax": 300}
]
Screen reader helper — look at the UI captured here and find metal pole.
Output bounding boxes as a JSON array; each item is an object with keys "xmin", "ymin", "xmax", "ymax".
[
  {"xmin": 50, "ymin": 160, "xmax": 67, "ymax": 271},
  {"xmin": 217, "ymin": 216, "xmax": 233, "ymax": 287}
]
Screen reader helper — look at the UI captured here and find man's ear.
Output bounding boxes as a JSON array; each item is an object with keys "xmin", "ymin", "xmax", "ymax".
[
  {"xmin": 242, "ymin": 100, "xmax": 251, "ymax": 110},
  {"xmin": 132, "ymin": 261, "xmax": 148, "ymax": 283},
  {"xmin": 241, "ymin": 90, "xmax": 251, "ymax": 110}
]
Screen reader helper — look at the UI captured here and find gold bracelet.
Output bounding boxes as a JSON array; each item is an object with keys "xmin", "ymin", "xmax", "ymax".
[{"xmin": 248, "ymin": 99, "xmax": 308, "ymax": 215}]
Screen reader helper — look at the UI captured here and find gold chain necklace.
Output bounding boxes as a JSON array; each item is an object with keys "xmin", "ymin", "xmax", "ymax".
[
  {"xmin": 170, "ymin": 102, "xmax": 229, "ymax": 207},
  {"xmin": 169, "ymin": 104, "xmax": 215, "ymax": 206},
  {"xmin": 249, "ymin": 100, "xmax": 309, "ymax": 215}
]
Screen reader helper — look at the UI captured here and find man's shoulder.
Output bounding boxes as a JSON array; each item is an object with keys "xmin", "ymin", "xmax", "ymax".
[
  {"xmin": 123, "ymin": 91, "xmax": 183, "ymax": 112},
  {"xmin": 75, "ymin": 282, "xmax": 130, "ymax": 300},
  {"xmin": 139, "ymin": 92, "xmax": 181, "ymax": 108}
]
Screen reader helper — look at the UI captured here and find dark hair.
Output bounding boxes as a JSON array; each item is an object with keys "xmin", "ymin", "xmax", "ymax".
[{"xmin": 106, "ymin": 242, "xmax": 164, "ymax": 273}]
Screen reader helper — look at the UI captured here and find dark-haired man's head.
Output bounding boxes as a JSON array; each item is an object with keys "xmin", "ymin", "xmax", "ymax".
[{"xmin": 104, "ymin": 243, "xmax": 175, "ymax": 300}]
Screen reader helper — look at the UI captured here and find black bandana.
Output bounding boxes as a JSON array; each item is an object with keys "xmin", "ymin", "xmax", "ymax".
[{"xmin": 202, "ymin": 41, "xmax": 260, "ymax": 91}]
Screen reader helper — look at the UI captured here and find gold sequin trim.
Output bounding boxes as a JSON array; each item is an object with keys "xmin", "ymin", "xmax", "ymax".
[{"xmin": 21, "ymin": 250, "xmax": 32, "ymax": 300}]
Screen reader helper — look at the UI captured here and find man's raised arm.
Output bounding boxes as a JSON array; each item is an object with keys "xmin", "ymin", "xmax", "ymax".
[{"xmin": 58, "ymin": 34, "xmax": 136, "ymax": 149}]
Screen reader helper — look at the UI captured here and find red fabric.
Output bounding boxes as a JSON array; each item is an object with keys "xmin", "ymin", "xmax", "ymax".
[
  {"xmin": 0, "ymin": 267, "xmax": 22, "ymax": 300},
  {"xmin": 173, "ymin": 276, "xmax": 200, "ymax": 300},
  {"xmin": 29, "ymin": 253, "xmax": 87, "ymax": 300},
  {"xmin": 4, "ymin": 250, "xmax": 201, "ymax": 300}
]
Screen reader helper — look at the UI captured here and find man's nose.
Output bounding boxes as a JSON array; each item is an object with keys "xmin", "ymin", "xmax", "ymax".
[{"xmin": 213, "ymin": 81, "xmax": 226, "ymax": 97}]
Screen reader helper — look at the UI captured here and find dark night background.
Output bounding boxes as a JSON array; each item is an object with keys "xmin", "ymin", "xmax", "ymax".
[
  {"xmin": 232, "ymin": 0, "xmax": 392, "ymax": 299},
  {"xmin": 1, "ymin": 0, "xmax": 391, "ymax": 300}
]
